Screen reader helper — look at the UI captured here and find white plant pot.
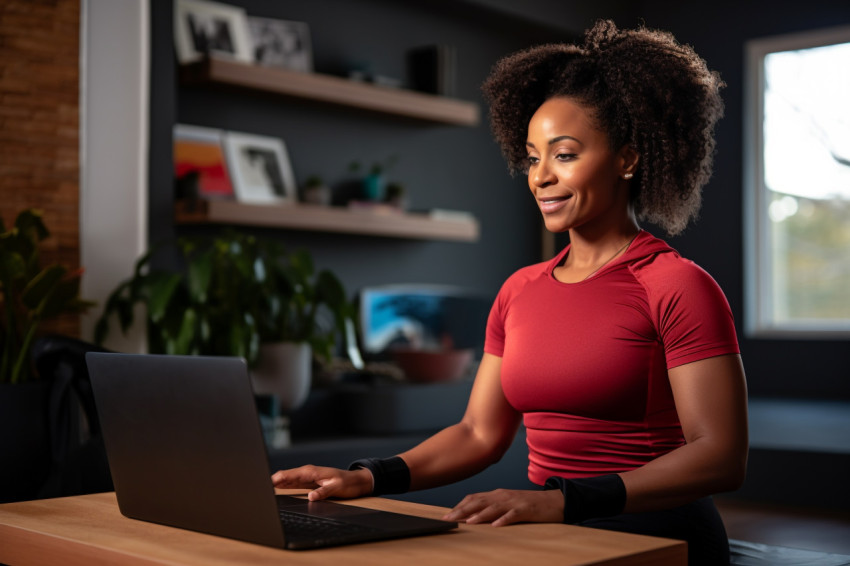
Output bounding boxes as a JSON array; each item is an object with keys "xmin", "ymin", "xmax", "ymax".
[{"xmin": 252, "ymin": 341, "xmax": 312, "ymax": 412}]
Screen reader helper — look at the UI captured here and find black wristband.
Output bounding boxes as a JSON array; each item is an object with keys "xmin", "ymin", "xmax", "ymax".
[
  {"xmin": 543, "ymin": 474, "xmax": 626, "ymax": 524},
  {"xmin": 348, "ymin": 456, "xmax": 411, "ymax": 496}
]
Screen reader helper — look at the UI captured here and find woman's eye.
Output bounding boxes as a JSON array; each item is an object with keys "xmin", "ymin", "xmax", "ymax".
[
  {"xmin": 526, "ymin": 155, "xmax": 539, "ymax": 166},
  {"xmin": 556, "ymin": 152, "xmax": 577, "ymax": 161}
]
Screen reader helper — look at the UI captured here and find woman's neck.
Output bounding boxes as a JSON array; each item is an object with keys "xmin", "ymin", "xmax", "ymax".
[{"xmin": 554, "ymin": 220, "xmax": 641, "ymax": 283}]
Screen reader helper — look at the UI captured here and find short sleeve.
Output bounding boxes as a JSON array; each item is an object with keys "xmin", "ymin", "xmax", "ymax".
[
  {"xmin": 484, "ymin": 263, "xmax": 546, "ymax": 358},
  {"xmin": 484, "ymin": 284, "xmax": 509, "ymax": 357},
  {"xmin": 633, "ymin": 254, "xmax": 740, "ymax": 370}
]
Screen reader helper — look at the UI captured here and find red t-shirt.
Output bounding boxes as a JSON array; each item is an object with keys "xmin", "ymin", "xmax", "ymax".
[{"xmin": 485, "ymin": 231, "xmax": 740, "ymax": 485}]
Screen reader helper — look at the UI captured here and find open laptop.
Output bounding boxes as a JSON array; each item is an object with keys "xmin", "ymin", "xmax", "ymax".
[{"xmin": 85, "ymin": 352, "xmax": 457, "ymax": 550}]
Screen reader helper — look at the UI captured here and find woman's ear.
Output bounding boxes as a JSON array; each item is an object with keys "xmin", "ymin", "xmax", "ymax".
[{"xmin": 618, "ymin": 145, "xmax": 640, "ymax": 179}]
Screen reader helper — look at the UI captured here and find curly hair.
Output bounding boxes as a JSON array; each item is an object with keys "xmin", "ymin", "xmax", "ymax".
[{"xmin": 481, "ymin": 20, "xmax": 725, "ymax": 235}]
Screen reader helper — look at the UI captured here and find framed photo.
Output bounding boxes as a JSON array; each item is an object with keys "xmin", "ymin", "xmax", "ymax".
[
  {"xmin": 247, "ymin": 16, "xmax": 313, "ymax": 72},
  {"xmin": 223, "ymin": 131, "xmax": 296, "ymax": 204},
  {"xmin": 173, "ymin": 124, "xmax": 234, "ymax": 200},
  {"xmin": 174, "ymin": 0, "xmax": 253, "ymax": 64}
]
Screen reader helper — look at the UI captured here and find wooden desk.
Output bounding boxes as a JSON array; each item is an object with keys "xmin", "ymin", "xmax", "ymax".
[{"xmin": 0, "ymin": 491, "xmax": 686, "ymax": 565}]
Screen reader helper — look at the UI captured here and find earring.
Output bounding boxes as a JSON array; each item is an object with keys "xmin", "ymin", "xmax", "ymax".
[{"xmin": 623, "ymin": 172, "xmax": 634, "ymax": 179}]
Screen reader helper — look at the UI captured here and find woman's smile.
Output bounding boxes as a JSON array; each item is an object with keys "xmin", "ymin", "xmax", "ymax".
[{"xmin": 538, "ymin": 194, "xmax": 573, "ymax": 214}]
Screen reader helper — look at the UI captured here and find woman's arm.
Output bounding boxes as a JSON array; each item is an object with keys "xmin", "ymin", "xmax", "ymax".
[
  {"xmin": 619, "ymin": 353, "xmax": 749, "ymax": 512},
  {"xmin": 271, "ymin": 353, "xmax": 522, "ymax": 500},
  {"xmin": 402, "ymin": 353, "xmax": 522, "ymax": 490}
]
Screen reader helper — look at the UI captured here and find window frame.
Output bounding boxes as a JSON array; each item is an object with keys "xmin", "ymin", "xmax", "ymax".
[{"xmin": 743, "ymin": 24, "xmax": 850, "ymax": 339}]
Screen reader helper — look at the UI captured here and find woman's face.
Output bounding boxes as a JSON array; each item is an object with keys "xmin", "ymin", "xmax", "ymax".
[{"xmin": 525, "ymin": 97, "xmax": 635, "ymax": 235}]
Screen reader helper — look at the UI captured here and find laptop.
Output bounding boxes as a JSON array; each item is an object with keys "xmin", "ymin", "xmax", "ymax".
[{"xmin": 85, "ymin": 352, "xmax": 457, "ymax": 550}]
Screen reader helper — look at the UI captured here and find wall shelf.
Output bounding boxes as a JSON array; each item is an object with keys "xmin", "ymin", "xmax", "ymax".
[
  {"xmin": 175, "ymin": 200, "xmax": 480, "ymax": 242},
  {"xmin": 180, "ymin": 58, "xmax": 481, "ymax": 127}
]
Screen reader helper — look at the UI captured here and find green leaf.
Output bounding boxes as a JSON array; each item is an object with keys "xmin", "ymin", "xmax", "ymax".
[
  {"xmin": 0, "ymin": 250, "xmax": 26, "ymax": 284},
  {"xmin": 148, "ymin": 272, "xmax": 183, "ymax": 323},
  {"xmin": 316, "ymin": 270, "xmax": 347, "ymax": 309},
  {"xmin": 21, "ymin": 265, "xmax": 66, "ymax": 311},
  {"xmin": 174, "ymin": 307, "xmax": 197, "ymax": 354},
  {"xmin": 14, "ymin": 209, "xmax": 49, "ymax": 243},
  {"xmin": 198, "ymin": 313, "xmax": 211, "ymax": 344},
  {"xmin": 289, "ymin": 249, "xmax": 314, "ymax": 282},
  {"xmin": 187, "ymin": 248, "xmax": 213, "ymax": 303},
  {"xmin": 38, "ymin": 271, "xmax": 82, "ymax": 319},
  {"xmin": 229, "ymin": 322, "xmax": 247, "ymax": 359},
  {"xmin": 132, "ymin": 248, "xmax": 156, "ymax": 278}
]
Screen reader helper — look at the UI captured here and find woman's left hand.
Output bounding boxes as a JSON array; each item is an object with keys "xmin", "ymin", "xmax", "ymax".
[{"xmin": 442, "ymin": 488, "xmax": 564, "ymax": 527}]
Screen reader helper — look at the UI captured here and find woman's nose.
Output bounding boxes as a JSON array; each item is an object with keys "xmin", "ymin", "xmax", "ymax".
[{"xmin": 532, "ymin": 160, "xmax": 556, "ymax": 188}]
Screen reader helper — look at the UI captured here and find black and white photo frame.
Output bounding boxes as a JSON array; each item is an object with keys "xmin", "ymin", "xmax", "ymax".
[
  {"xmin": 247, "ymin": 16, "xmax": 314, "ymax": 72},
  {"xmin": 223, "ymin": 131, "xmax": 297, "ymax": 204},
  {"xmin": 174, "ymin": 0, "xmax": 253, "ymax": 64}
]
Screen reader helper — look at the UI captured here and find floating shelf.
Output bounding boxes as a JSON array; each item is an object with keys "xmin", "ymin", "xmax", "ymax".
[
  {"xmin": 180, "ymin": 58, "xmax": 481, "ymax": 127},
  {"xmin": 175, "ymin": 200, "xmax": 480, "ymax": 242}
]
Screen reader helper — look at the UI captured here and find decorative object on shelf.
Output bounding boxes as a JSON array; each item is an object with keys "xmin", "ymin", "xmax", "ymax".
[
  {"xmin": 384, "ymin": 182, "xmax": 407, "ymax": 210},
  {"xmin": 346, "ymin": 60, "xmax": 403, "ymax": 89},
  {"xmin": 407, "ymin": 44, "xmax": 457, "ymax": 96},
  {"xmin": 1, "ymin": 209, "xmax": 94, "ymax": 385},
  {"xmin": 94, "ymin": 230, "xmax": 359, "ymax": 368},
  {"xmin": 1, "ymin": 209, "xmax": 94, "ymax": 503},
  {"xmin": 389, "ymin": 347, "xmax": 474, "ymax": 383},
  {"xmin": 174, "ymin": 124, "xmax": 234, "ymax": 200},
  {"xmin": 247, "ymin": 16, "xmax": 312, "ymax": 72},
  {"xmin": 301, "ymin": 175, "xmax": 332, "ymax": 206},
  {"xmin": 362, "ymin": 172, "xmax": 384, "ymax": 201},
  {"xmin": 223, "ymin": 131, "xmax": 297, "ymax": 204},
  {"xmin": 349, "ymin": 155, "xmax": 398, "ymax": 202},
  {"xmin": 173, "ymin": 0, "xmax": 253, "ymax": 64}
]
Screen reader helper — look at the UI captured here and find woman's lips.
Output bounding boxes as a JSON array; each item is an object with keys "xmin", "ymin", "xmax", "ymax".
[{"xmin": 538, "ymin": 195, "xmax": 572, "ymax": 214}]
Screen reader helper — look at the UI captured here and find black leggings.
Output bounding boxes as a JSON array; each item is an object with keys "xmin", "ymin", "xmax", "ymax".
[{"xmin": 579, "ymin": 497, "xmax": 730, "ymax": 566}]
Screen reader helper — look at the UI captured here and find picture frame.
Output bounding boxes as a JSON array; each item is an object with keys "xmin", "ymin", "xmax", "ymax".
[
  {"xmin": 173, "ymin": 124, "xmax": 234, "ymax": 200},
  {"xmin": 223, "ymin": 131, "xmax": 297, "ymax": 204},
  {"xmin": 247, "ymin": 16, "xmax": 313, "ymax": 72},
  {"xmin": 174, "ymin": 0, "xmax": 253, "ymax": 64}
]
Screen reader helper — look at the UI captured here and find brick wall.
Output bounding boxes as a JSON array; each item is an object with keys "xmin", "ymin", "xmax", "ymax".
[{"xmin": 1, "ymin": 0, "xmax": 82, "ymax": 339}]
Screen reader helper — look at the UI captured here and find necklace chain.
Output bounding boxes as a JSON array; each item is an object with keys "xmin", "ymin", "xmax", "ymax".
[{"xmin": 582, "ymin": 233, "xmax": 639, "ymax": 281}]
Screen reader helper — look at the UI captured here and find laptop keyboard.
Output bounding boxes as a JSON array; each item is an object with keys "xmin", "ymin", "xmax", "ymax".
[{"xmin": 279, "ymin": 510, "xmax": 382, "ymax": 540}]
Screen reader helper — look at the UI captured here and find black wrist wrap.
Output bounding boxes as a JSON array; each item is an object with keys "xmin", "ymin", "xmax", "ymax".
[
  {"xmin": 348, "ymin": 456, "xmax": 411, "ymax": 496},
  {"xmin": 543, "ymin": 474, "xmax": 627, "ymax": 524}
]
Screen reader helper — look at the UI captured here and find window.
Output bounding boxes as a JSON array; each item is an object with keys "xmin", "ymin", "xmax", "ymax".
[{"xmin": 744, "ymin": 26, "xmax": 850, "ymax": 337}]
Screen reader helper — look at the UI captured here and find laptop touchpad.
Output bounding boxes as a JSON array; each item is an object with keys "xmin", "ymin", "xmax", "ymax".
[{"xmin": 277, "ymin": 495, "xmax": 383, "ymax": 518}]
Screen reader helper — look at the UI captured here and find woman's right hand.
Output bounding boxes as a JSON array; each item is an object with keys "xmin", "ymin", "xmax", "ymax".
[{"xmin": 271, "ymin": 465, "xmax": 374, "ymax": 501}]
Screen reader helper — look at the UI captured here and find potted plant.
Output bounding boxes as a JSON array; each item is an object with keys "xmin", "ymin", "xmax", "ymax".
[
  {"xmin": 1, "ymin": 208, "xmax": 93, "ymax": 502},
  {"xmin": 349, "ymin": 155, "xmax": 399, "ymax": 201},
  {"xmin": 95, "ymin": 230, "xmax": 358, "ymax": 409},
  {"xmin": 1, "ymin": 209, "xmax": 93, "ymax": 384},
  {"xmin": 95, "ymin": 230, "xmax": 267, "ymax": 364},
  {"xmin": 249, "ymin": 240, "xmax": 358, "ymax": 409},
  {"xmin": 300, "ymin": 175, "xmax": 332, "ymax": 206}
]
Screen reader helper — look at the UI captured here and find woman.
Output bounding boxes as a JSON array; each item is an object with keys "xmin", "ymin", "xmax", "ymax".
[{"xmin": 273, "ymin": 20, "xmax": 747, "ymax": 565}]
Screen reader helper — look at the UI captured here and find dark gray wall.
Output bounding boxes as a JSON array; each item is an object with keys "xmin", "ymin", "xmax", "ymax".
[{"xmin": 150, "ymin": 0, "xmax": 850, "ymax": 400}]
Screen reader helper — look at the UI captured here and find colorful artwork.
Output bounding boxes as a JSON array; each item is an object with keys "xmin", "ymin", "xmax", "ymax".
[{"xmin": 173, "ymin": 125, "xmax": 233, "ymax": 199}]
